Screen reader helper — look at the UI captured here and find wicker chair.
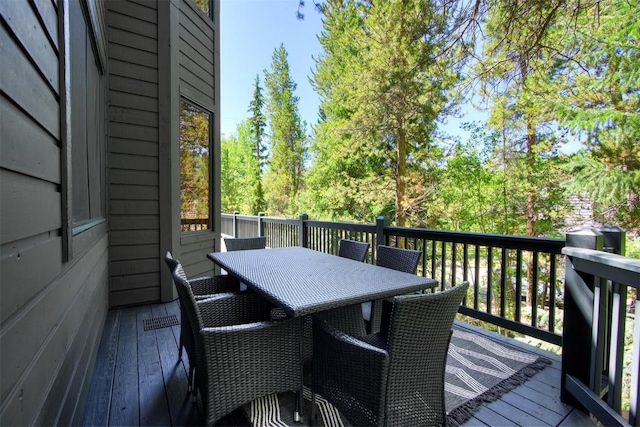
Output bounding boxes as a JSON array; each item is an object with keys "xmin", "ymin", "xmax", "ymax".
[
  {"xmin": 223, "ymin": 236, "xmax": 267, "ymax": 251},
  {"xmin": 311, "ymin": 282, "xmax": 469, "ymax": 427},
  {"xmin": 168, "ymin": 259, "xmax": 303, "ymax": 426},
  {"xmin": 338, "ymin": 238, "xmax": 370, "ymax": 262},
  {"xmin": 364, "ymin": 245, "xmax": 422, "ymax": 333},
  {"xmin": 163, "ymin": 252, "xmax": 240, "ymax": 393}
]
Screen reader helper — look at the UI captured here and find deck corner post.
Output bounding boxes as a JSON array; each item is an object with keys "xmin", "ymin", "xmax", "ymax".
[
  {"xmin": 598, "ymin": 225, "xmax": 626, "ymax": 256},
  {"xmin": 299, "ymin": 214, "xmax": 309, "ymax": 248},
  {"xmin": 258, "ymin": 212, "xmax": 265, "ymax": 237},
  {"xmin": 561, "ymin": 228, "xmax": 604, "ymax": 408},
  {"xmin": 376, "ymin": 216, "xmax": 386, "ymax": 250}
]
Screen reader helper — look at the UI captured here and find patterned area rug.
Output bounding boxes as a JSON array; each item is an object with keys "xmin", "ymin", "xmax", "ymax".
[{"xmin": 244, "ymin": 325, "xmax": 551, "ymax": 427}]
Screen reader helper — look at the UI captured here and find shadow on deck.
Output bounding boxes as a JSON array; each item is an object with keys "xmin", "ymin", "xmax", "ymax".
[{"xmin": 82, "ymin": 300, "xmax": 595, "ymax": 427}]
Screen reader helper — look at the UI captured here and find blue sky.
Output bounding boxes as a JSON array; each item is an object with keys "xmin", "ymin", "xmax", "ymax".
[
  {"xmin": 219, "ymin": 1, "xmax": 580, "ymax": 153},
  {"xmin": 220, "ymin": 0, "xmax": 324, "ymax": 137}
]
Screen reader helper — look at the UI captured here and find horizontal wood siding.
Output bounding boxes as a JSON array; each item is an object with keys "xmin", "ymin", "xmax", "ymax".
[
  {"xmin": 107, "ymin": 0, "xmax": 161, "ymax": 307},
  {"xmin": 179, "ymin": 0, "xmax": 214, "ymax": 111},
  {"xmin": 180, "ymin": 232, "xmax": 216, "ymax": 277},
  {"xmin": 0, "ymin": 1, "xmax": 109, "ymax": 426},
  {"xmin": 177, "ymin": 0, "xmax": 217, "ymax": 277}
]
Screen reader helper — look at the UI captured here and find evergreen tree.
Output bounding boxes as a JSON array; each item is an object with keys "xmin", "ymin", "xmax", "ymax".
[
  {"xmin": 263, "ymin": 43, "xmax": 308, "ymax": 216},
  {"xmin": 220, "ymin": 120, "xmax": 261, "ymax": 214},
  {"xmin": 306, "ymin": 0, "xmax": 462, "ymax": 227},
  {"xmin": 247, "ymin": 75, "xmax": 267, "ymax": 214}
]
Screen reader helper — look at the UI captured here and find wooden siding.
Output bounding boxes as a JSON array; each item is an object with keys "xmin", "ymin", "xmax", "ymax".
[
  {"xmin": 177, "ymin": 0, "xmax": 218, "ymax": 278},
  {"xmin": 0, "ymin": 1, "xmax": 109, "ymax": 426},
  {"xmin": 179, "ymin": 0, "xmax": 215, "ymax": 111},
  {"xmin": 107, "ymin": 0, "xmax": 219, "ymax": 305},
  {"xmin": 106, "ymin": 0, "xmax": 161, "ymax": 307}
]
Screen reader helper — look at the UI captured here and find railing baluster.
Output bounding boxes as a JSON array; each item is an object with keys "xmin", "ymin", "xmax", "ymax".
[
  {"xmin": 607, "ymin": 282, "xmax": 626, "ymax": 413},
  {"xmin": 500, "ymin": 247, "xmax": 507, "ymax": 318},
  {"xmin": 516, "ymin": 250, "xmax": 523, "ymax": 323},
  {"xmin": 431, "ymin": 240, "xmax": 437, "ymax": 280},
  {"xmin": 487, "ymin": 247, "xmax": 493, "ymax": 315},
  {"xmin": 474, "ymin": 245, "xmax": 480, "ymax": 310},
  {"xmin": 452, "ymin": 242, "xmax": 457, "ymax": 290},
  {"xmin": 532, "ymin": 252, "xmax": 539, "ymax": 328},
  {"xmin": 441, "ymin": 241, "xmax": 446, "ymax": 290},
  {"xmin": 549, "ymin": 254, "xmax": 557, "ymax": 333},
  {"xmin": 631, "ymin": 297, "xmax": 639, "ymax": 426}
]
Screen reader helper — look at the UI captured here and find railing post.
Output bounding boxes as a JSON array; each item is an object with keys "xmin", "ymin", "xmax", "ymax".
[
  {"xmin": 233, "ymin": 211, "xmax": 239, "ymax": 238},
  {"xmin": 561, "ymin": 228, "xmax": 604, "ymax": 407},
  {"xmin": 299, "ymin": 214, "xmax": 309, "ymax": 248},
  {"xmin": 599, "ymin": 226, "xmax": 627, "ymax": 413},
  {"xmin": 599, "ymin": 225, "xmax": 626, "ymax": 255},
  {"xmin": 376, "ymin": 216, "xmax": 386, "ymax": 251},
  {"xmin": 258, "ymin": 212, "xmax": 265, "ymax": 237}
]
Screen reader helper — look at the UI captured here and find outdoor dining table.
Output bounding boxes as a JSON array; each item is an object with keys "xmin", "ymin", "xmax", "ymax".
[
  {"xmin": 207, "ymin": 245, "xmax": 438, "ymax": 423},
  {"xmin": 207, "ymin": 245, "xmax": 438, "ymax": 318}
]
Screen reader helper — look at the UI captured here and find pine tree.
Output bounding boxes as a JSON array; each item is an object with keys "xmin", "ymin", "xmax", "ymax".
[
  {"xmin": 263, "ymin": 43, "xmax": 307, "ymax": 216},
  {"xmin": 247, "ymin": 75, "xmax": 267, "ymax": 214},
  {"xmin": 306, "ymin": 0, "xmax": 462, "ymax": 227}
]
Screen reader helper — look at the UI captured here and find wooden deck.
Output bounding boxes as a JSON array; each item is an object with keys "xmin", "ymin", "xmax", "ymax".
[{"xmin": 82, "ymin": 300, "xmax": 596, "ymax": 426}]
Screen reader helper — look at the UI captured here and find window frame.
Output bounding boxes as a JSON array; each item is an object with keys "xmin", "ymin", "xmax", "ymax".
[
  {"xmin": 61, "ymin": 0, "xmax": 107, "ymax": 261},
  {"xmin": 179, "ymin": 97, "xmax": 213, "ymax": 234}
]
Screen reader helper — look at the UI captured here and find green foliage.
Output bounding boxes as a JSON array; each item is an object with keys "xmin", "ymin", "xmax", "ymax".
[
  {"xmin": 305, "ymin": 0, "xmax": 462, "ymax": 226},
  {"xmin": 247, "ymin": 75, "xmax": 267, "ymax": 214},
  {"xmin": 220, "ymin": 120, "xmax": 261, "ymax": 214},
  {"xmin": 263, "ymin": 44, "xmax": 308, "ymax": 217},
  {"xmin": 180, "ymin": 101, "xmax": 210, "ymax": 219}
]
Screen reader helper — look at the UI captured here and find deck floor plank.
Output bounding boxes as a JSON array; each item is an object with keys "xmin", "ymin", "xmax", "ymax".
[
  {"xmin": 109, "ymin": 307, "xmax": 140, "ymax": 427},
  {"xmin": 137, "ymin": 304, "xmax": 171, "ymax": 426},
  {"xmin": 470, "ymin": 404, "xmax": 520, "ymax": 426},
  {"xmin": 501, "ymin": 390, "xmax": 567, "ymax": 425},
  {"xmin": 482, "ymin": 399, "xmax": 554, "ymax": 427},
  {"xmin": 152, "ymin": 303, "xmax": 201, "ymax": 426},
  {"xmin": 83, "ymin": 309, "xmax": 121, "ymax": 426},
  {"xmin": 85, "ymin": 302, "xmax": 598, "ymax": 427},
  {"xmin": 514, "ymin": 379, "xmax": 574, "ymax": 417}
]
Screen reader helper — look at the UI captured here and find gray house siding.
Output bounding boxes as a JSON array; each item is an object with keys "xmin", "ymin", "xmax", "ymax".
[
  {"xmin": 106, "ymin": 0, "xmax": 162, "ymax": 307},
  {"xmin": 0, "ymin": 0, "xmax": 109, "ymax": 425},
  {"xmin": 178, "ymin": 0, "xmax": 219, "ymax": 278},
  {"xmin": 107, "ymin": 0, "xmax": 220, "ymax": 305},
  {"xmin": 1, "ymin": 0, "xmax": 220, "ymax": 423}
]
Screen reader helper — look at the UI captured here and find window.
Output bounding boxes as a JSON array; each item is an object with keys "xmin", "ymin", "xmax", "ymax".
[
  {"xmin": 69, "ymin": 0, "xmax": 105, "ymax": 230},
  {"xmin": 180, "ymin": 100, "xmax": 211, "ymax": 232},
  {"xmin": 192, "ymin": 0, "xmax": 212, "ymax": 19}
]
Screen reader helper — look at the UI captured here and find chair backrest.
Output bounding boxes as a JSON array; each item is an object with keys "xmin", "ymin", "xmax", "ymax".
[
  {"xmin": 376, "ymin": 245, "xmax": 421, "ymax": 274},
  {"xmin": 385, "ymin": 282, "xmax": 469, "ymax": 426},
  {"xmin": 165, "ymin": 252, "xmax": 203, "ymax": 332},
  {"xmin": 338, "ymin": 239, "xmax": 370, "ymax": 262},
  {"xmin": 224, "ymin": 236, "xmax": 266, "ymax": 252},
  {"xmin": 164, "ymin": 251, "xmax": 179, "ymax": 273}
]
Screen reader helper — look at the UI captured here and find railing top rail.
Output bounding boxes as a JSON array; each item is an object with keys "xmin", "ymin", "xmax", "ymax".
[
  {"xmin": 221, "ymin": 213, "xmax": 259, "ymax": 221},
  {"xmin": 305, "ymin": 219, "xmax": 375, "ymax": 233},
  {"xmin": 261, "ymin": 216, "xmax": 299, "ymax": 225},
  {"xmin": 563, "ymin": 246, "xmax": 640, "ymax": 290},
  {"xmin": 385, "ymin": 225, "xmax": 566, "ymax": 253}
]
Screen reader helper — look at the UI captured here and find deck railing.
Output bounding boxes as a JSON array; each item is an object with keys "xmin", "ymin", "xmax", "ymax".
[
  {"xmin": 222, "ymin": 212, "xmax": 640, "ymax": 424},
  {"xmin": 221, "ymin": 212, "xmax": 567, "ymax": 345},
  {"xmin": 561, "ymin": 229, "xmax": 639, "ymax": 427}
]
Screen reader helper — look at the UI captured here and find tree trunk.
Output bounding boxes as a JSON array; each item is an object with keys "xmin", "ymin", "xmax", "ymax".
[{"xmin": 396, "ymin": 127, "xmax": 408, "ymax": 228}]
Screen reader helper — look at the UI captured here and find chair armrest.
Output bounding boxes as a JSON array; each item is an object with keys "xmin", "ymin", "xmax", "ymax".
[
  {"xmin": 315, "ymin": 303, "xmax": 367, "ymax": 338},
  {"xmin": 199, "ymin": 317, "xmax": 302, "ymax": 397},
  {"xmin": 312, "ymin": 317, "xmax": 389, "ymax": 426},
  {"xmin": 190, "ymin": 275, "xmax": 240, "ymax": 295},
  {"xmin": 197, "ymin": 292, "xmax": 271, "ymax": 328}
]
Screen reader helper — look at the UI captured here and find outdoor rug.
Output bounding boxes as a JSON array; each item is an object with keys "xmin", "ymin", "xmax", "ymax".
[{"xmin": 243, "ymin": 324, "xmax": 551, "ymax": 427}]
